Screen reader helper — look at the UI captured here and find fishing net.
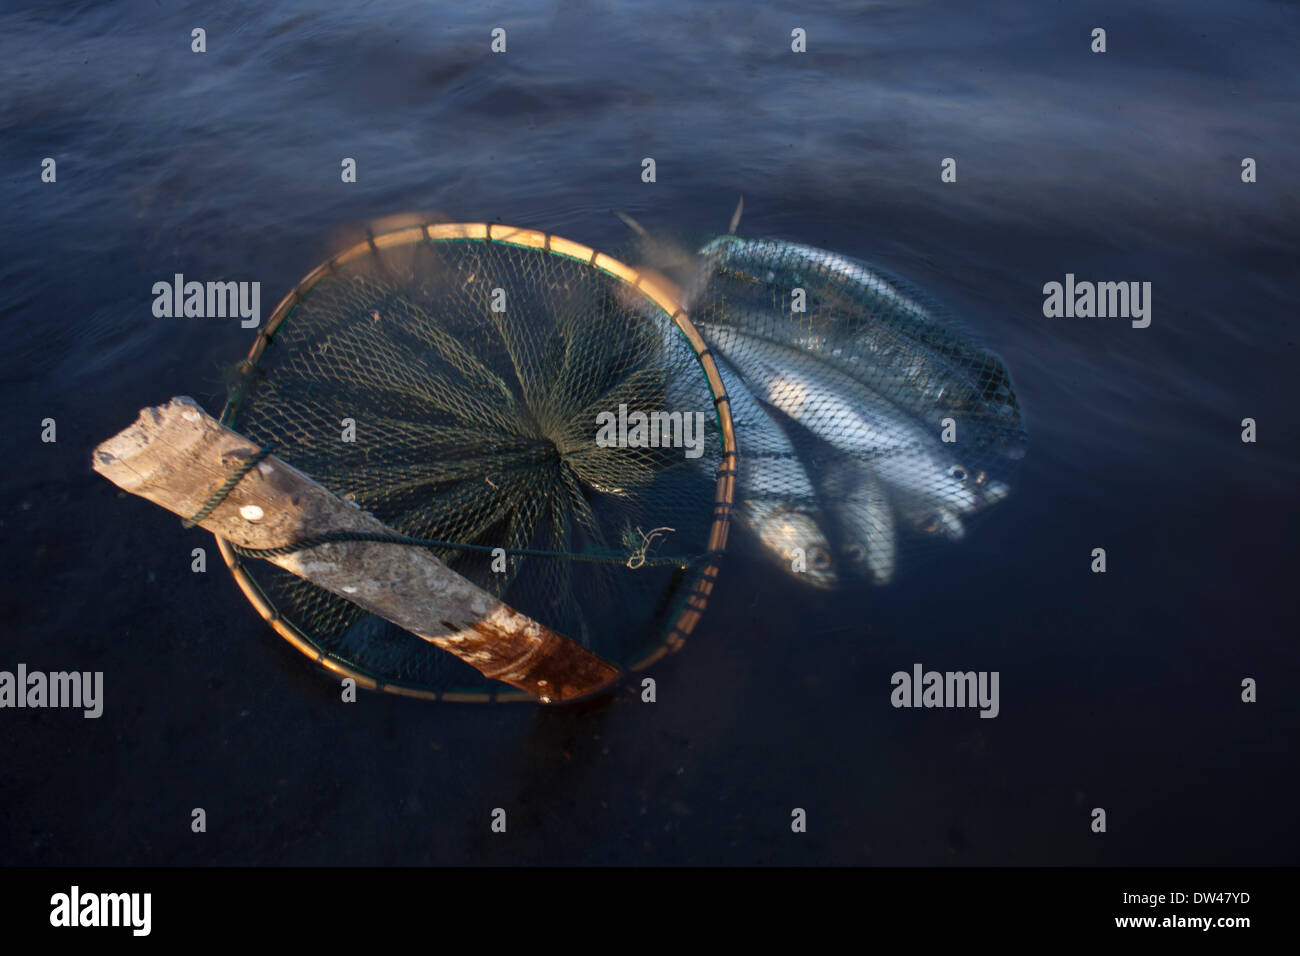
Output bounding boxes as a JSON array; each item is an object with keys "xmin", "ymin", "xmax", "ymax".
[
  {"xmin": 654, "ymin": 234, "xmax": 1028, "ymax": 589},
  {"xmin": 218, "ymin": 223, "xmax": 734, "ymax": 701}
]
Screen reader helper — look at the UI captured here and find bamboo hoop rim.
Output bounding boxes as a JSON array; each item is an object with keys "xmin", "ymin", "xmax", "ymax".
[{"xmin": 217, "ymin": 220, "xmax": 737, "ymax": 702}]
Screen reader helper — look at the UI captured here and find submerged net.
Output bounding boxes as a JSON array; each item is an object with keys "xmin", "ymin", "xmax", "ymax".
[
  {"xmin": 219, "ymin": 224, "xmax": 732, "ymax": 701},
  {"xmin": 657, "ymin": 234, "xmax": 1028, "ymax": 589}
]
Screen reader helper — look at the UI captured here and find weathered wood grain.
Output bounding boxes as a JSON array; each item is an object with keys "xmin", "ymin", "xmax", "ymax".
[{"xmin": 92, "ymin": 397, "xmax": 621, "ymax": 703}]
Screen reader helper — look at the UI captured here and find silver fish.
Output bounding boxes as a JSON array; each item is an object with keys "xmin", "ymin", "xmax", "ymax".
[
  {"xmin": 698, "ymin": 235, "xmax": 932, "ymax": 324},
  {"xmin": 715, "ymin": 355, "xmax": 838, "ymax": 588},
  {"xmin": 737, "ymin": 493, "xmax": 838, "ymax": 589},
  {"xmin": 691, "ymin": 237, "xmax": 1024, "ymax": 446},
  {"xmin": 734, "ymin": 318, "xmax": 990, "ymax": 427},
  {"xmin": 698, "ymin": 322, "xmax": 981, "ymax": 516}
]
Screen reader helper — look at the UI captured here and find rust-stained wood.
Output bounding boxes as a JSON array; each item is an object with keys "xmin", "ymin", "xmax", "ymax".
[{"xmin": 92, "ymin": 396, "xmax": 622, "ymax": 703}]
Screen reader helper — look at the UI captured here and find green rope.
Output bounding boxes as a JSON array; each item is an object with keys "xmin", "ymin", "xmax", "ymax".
[
  {"xmin": 233, "ymin": 529, "xmax": 701, "ymax": 569},
  {"xmin": 182, "ymin": 444, "xmax": 276, "ymax": 529},
  {"xmin": 185, "ymin": 444, "xmax": 707, "ymax": 570}
]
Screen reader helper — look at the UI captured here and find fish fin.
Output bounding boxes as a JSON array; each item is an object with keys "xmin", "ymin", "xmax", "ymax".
[
  {"xmin": 727, "ymin": 194, "xmax": 745, "ymax": 234},
  {"xmin": 612, "ymin": 209, "xmax": 648, "ymax": 236}
]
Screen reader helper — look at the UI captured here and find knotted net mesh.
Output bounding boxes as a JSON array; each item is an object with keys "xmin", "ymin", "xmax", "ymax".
[{"xmin": 220, "ymin": 226, "xmax": 730, "ymax": 700}]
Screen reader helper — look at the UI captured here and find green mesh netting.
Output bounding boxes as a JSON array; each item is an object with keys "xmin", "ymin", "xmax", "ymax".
[
  {"xmin": 221, "ymin": 229, "xmax": 728, "ymax": 700},
  {"xmin": 647, "ymin": 233, "xmax": 1027, "ymax": 589}
]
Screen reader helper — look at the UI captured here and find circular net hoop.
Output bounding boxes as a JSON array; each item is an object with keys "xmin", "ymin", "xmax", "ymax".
[{"xmin": 217, "ymin": 222, "xmax": 735, "ymax": 702}]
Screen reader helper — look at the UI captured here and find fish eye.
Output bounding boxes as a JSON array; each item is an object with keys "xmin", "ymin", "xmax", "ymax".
[
  {"xmin": 810, "ymin": 549, "xmax": 832, "ymax": 570},
  {"xmin": 845, "ymin": 544, "xmax": 865, "ymax": 562},
  {"xmin": 949, "ymin": 465, "xmax": 969, "ymax": 483}
]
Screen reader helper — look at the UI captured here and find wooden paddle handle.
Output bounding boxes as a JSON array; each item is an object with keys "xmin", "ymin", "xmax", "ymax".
[{"xmin": 92, "ymin": 397, "xmax": 621, "ymax": 703}]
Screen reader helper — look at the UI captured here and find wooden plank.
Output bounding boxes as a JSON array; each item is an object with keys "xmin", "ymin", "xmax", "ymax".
[{"xmin": 92, "ymin": 396, "xmax": 621, "ymax": 703}]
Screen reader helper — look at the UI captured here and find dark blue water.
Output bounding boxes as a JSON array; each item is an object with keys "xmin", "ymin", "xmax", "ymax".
[{"xmin": 2, "ymin": 0, "xmax": 1297, "ymax": 864}]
